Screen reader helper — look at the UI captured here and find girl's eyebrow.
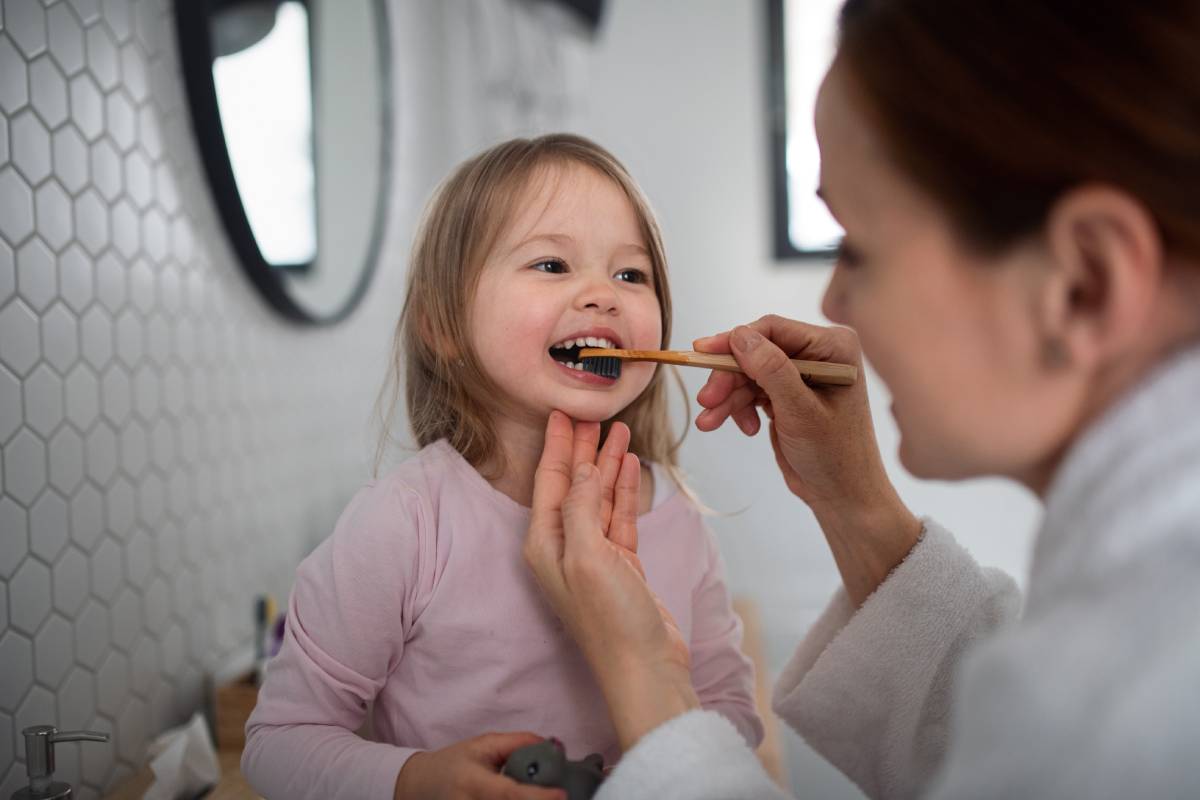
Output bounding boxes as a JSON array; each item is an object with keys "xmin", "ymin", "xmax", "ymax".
[{"xmin": 506, "ymin": 232, "xmax": 575, "ymax": 257}]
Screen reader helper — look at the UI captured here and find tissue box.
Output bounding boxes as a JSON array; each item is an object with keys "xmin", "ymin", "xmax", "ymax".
[{"xmin": 213, "ymin": 672, "xmax": 259, "ymax": 750}]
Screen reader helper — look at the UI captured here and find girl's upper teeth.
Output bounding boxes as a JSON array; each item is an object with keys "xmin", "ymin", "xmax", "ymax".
[{"xmin": 556, "ymin": 337, "xmax": 613, "ymax": 349}]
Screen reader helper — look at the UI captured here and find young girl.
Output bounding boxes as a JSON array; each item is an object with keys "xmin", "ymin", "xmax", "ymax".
[{"xmin": 242, "ymin": 134, "xmax": 762, "ymax": 799}]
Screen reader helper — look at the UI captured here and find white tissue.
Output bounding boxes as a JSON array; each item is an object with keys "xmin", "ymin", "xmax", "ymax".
[{"xmin": 142, "ymin": 712, "xmax": 222, "ymax": 800}]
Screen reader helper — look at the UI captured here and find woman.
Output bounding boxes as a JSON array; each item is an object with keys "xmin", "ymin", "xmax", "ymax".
[{"xmin": 525, "ymin": 0, "xmax": 1200, "ymax": 797}]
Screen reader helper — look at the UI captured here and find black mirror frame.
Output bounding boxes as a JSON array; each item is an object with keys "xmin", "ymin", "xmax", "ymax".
[{"xmin": 174, "ymin": 0, "xmax": 394, "ymax": 324}]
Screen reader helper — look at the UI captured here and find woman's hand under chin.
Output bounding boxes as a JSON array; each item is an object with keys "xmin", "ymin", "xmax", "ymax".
[{"xmin": 523, "ymin": 411, "xmax": 699, "ymax": 752}]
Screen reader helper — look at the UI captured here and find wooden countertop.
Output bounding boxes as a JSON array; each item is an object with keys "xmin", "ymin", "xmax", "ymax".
[{"xmin": 103, "ymin": 750, "xmax": 259, "ymax": 800}]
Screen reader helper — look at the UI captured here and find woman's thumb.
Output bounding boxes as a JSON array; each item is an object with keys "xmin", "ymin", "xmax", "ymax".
[{"xmin": 731, "ymin": 326, "xmax": 810, "ymax": 411}]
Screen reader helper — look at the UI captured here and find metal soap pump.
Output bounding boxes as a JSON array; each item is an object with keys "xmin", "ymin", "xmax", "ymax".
[{"xmin": 11, "ymin": 726, "xmax": 110, "ymax": 800}]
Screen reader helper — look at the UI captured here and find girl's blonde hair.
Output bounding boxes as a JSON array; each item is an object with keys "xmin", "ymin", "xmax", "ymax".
[{"xmin": 375, "ymin": 134, "xmax": 688, "ymax": 481}]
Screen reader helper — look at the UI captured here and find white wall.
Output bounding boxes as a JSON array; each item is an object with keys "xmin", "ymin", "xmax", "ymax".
[{"xmin": 575, "ymin": 2, "xmax": 1041, "ymax": 795}]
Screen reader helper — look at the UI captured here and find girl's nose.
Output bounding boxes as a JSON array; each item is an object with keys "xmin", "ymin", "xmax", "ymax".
[{"xmin": 576, "ymin": 276, "xmax": 619, "ymax": 314}]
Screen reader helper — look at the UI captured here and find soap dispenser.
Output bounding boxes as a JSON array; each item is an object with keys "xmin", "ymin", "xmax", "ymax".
[{"xmin": 10, "ymin": 725, "xmax": 110, "ymax": 800}]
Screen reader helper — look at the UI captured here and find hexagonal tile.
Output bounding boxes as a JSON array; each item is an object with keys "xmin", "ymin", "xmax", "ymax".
[
  {"xmin": 110, "ymin": 197, "xmax": 137, "ymax": 257},
  {"xmin": 0, "ymin": 166, "xmax": 35, "ymax": 244},
  {"xmin": 138, "ymin": 476, "xmax": 164, "ymax": 530},
  {"xmin": 46, "ymin": 4, "xmax": 85, "ymax": 76},
  {"xmin": 57, "ymin": 667, "xmax": 96, "ymax": 730},
  {"xmin": 120, "ymin": 41, "xmax": 146, "ymax": 101},
  {"xmin": 132, "ymin": 367, "xmax": 157, "ymax": 421},
  {"xmin": 4, "ymin": 428, "xmax": 46, "ymax": 505},
  {"xmin": 29, "ymin": 489, "xmax": 68, "ymax": 562},
  {"xmin": 100, "ymin": 365, "xmax": 130, "ymax": 425},
  {"xmin": 95, "ymin": 250, "xmax": 125, "ymax": 311},
  {"xmin": 156, "ymin": 162, "xmax": 180, "ymax": 215},
  {"xmin": 110, "ymin": 587, "xmax": 140, "ymax": 651},
  {"xmin": 29, "ymin": 55, "xmax": 68, "ymax": 128},
  {"xmin": 130, "ymin": 633, "xmax": 157, "ymax": 689},
  {"xmin": 79, "ymin": 306, "xmax": 113, "ymax": 370},
  {"xmin": 23, "ymin": 364, "xmax": 64, "ymax": 438},
  {"xmin": 10, "ymin": 110, "xmax": 52, "ymax": 185},
  {"xmin": 68, "ymin": 483, "xmax": 103, "ymax": 553},
  {"xmin": 33, "ymin": 613, "xmax": 73, "ymax": 689},
  {"xmin": 48, "ymin": 426, "xmax": 84, "ymax": 495},
  {"xmin": 136, "ymin": 103, "xmax": 160, "ymax": 158},
  {"xmin": 125, "ymin": 149, "xmax": 151, "ymax": 208},
  {"xmin": 74, "ymin": 188, "xmax": 108, "ymax": 255},
  {"xmin": 0, "ymin": 36, "xmax": 30, "ymax": 113},
  {"xmin": 0, "ymin": 496, "xmax": 29, "ymax": 577},
  {"xmin": 159, "ymin": 623, "xmax": 184, "ymax": 676},
  {"xmin": 9, "ymin": 557, "xmax": 52, "ymax": 635},
  {"xmin": 15, "ymin": 236, "xmax": 56, "ymax": 312},
  {"xmin": 0, "ymin": 115, "xmax": 8, "ymax": 165},
  {"xmin": 63, "ymin": 363, "xmax": 98, "ymax": 430},
  {"xmin": 114, "ymin": 309, "xmax": 142, "ymax": 368},
  {"xmin": 124, "ymin": 526, "xmax": 152, "ymax": 585},
  {"xmin": 146, "ymin": 313, "xmax": 168, "ymax": 367},
  {"xmin": 41, "ymin": 302, "xmax": 78, "ymax": 373},
  {"xmin": 34, "ymin": 181, "xmax": 72, "ymax": 255},
  {"xmin": 89, "ymin": 136, "xmax": 120, "ymax": 201},
  {"xmin": 68, "ymin": 72, "xmax": 103, "ymax": 141},
  {"xmin": 57, "ymin": 245, "xmax": 91, "ymax": 313},
  {"xmin": 116, "ymin": 695, "xmax": 147, "ymax": 763},
  {"xmin": 51, "ymin": 125, "xmax": 87, "ymax": 194},
  {"xmin": 107, "ymin": 90, "xmax": 135, "ymax": 153},
  {"xmin": 86, "ymin": 24, "xmax": 119, "ymax": 91},
  {"xmin": 142, "ymin": 208, "xmax": 167, "ymax": 263},
  {"xmin": 118, "ymin": 420, "xmax": 146, "ymax": 478},
  {"xmin": 0, "ymin": 300, "xmax": 38, "ymax": 376},
  {"xmin": 0, "ymin": 239, "xmax": 12, "ymax": 304},
  {"xmin": 83, "ymin": 422, "xmax": 117, "ymax": 485},
  {"xmin": 0, "ymin": 363, "xmax": 20, "ymax": 441},
  {"xmin": 0, "ymin": 631, "xmax": 33, "ymax": 710},
  {"xmin": 96, "ymin": 651, "xmax": 129, "ymax": 716},
  {"xmin": 88, "ymin": 536, "xmax": 122, "ymax": 602},
  {"xmin": 150, "ymin": 421, "xmax": 174, "ymax": 474},
  {"xmin": 69, "ymin": 0, "xmax": 102, "ymax": 26},
  {"xmin": 73, "ymin": 598, "xmax": 109, "ymax": 669},
  {"xmin": 52, "ymin": 545, "xmax": 88, "ymax": 616},
  {"xmin": 155, "ymin": 521, "xmax": 180, "ymax": 577},
  {"xmin": 4, "ymin": 0, "xmax": 48, "ymax": 59},
  {"xmin": 104, "ymin": 475, "xmax": 133, "ymax": 536},
  {"xmin": 15, "ymin": 686, "xmax": 57, "ymax": 756},
  {"xmin": 0, "ymin": 711, "xmax": 12, "ymax": 773},
  {"xmin": 80, "ymin": 714, "xmax": 117, "ymax": 787}
]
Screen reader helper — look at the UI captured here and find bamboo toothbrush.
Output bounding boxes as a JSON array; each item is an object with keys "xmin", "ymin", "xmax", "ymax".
[{"xmin": 578, "ymin": 348, "xmax": 858, "ymax": 385}]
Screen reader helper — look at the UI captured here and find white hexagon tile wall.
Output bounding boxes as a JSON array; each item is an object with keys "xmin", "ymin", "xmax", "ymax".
[{"xmin": 0, "ymin": 0, "xmax": 410, "ymax": 796}]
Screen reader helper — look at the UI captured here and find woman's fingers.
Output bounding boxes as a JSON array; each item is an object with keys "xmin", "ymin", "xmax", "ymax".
[
  {"xmin": 597, "ymin": 422, "xmax": 631, "ymax": 529},
  {"xmin": 531, "ymin": 411, "xmax": 575, "ymax": 518},
  {"xmin": 696, "ymin": 382, "xmax": 762, "ymax": 431},
  {"xmin": 571, "ymin": 420, "xmax": 602, "ymax": 473},
  {"xmin": 609, "ymin": 452, "xmax": 640, "ymax": 552}
]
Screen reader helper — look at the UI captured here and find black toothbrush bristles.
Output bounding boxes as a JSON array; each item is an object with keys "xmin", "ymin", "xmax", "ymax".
[{"xmin": 581, "ymin": 356, "xmax": 622, "ymax": 379}]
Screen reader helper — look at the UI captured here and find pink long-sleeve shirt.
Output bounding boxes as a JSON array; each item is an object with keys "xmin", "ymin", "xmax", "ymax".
[{"xmin": 242, "ymin": 440, "xmax": 762, "ymax": 800}]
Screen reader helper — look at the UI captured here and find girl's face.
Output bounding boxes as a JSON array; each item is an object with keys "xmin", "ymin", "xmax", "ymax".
[
  {"xmin": 469, "ymin": 164, "xmax": 663, "ymax": 428},
  {"xmin": 814, "ymin": 63, "xmax": 1084, "ymax": 484}
]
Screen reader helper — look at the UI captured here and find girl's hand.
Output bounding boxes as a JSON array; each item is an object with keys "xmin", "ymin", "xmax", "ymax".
[
  {"xmin": 524, "ymin": 412, "xmax": 698, "ymax": 752},
  {"xmin": 394, "ymin": 732, "xmax": 566, "ymax": 799},
  {"xmin": 694, "ymin": 316, "xmax": 922, "ymax": 606}
]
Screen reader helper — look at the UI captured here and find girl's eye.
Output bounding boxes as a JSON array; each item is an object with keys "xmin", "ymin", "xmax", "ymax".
[
  {"xmin": 531, "ymin": 259, "xmax": 567, "ymax": 274},
  {"xmin": 615, "ymin": 268, "xmax": 649, "ymax": 284},
  {"xmin": 835, "ymin": 238, "xmax": 863, "ymax": 268}
]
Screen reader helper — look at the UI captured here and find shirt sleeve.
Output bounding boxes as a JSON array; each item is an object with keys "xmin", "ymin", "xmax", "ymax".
[
  {"xmin": 597, "ymin": 710, "xmax": 790, "ymax": 800},
  {"xmin": 241, "ymin": 481, "xmax": 435, "ymax": 800},
  {"xmin": 770, "ymin": 519, "xmax": 1020, "ymax": 800},
  {"xmin": 687, "ymin": 520, "xmax": 766, "ymax": 748}
]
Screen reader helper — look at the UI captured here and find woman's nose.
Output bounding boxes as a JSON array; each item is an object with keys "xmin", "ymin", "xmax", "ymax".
[{"xmin": 821, "ymin": 268, "xmax": 849, "ymax": 325}]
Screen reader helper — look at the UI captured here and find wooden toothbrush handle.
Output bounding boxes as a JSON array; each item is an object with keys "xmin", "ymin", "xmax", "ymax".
[{"xmin": 676, "ymin": 352, "xmax": 858, "ymax": 385}]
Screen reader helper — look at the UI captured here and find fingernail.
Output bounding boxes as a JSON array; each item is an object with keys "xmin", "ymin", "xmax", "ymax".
[{"xmin": 732, "ymin": 326, "xmax": 763, "ymax": 351}]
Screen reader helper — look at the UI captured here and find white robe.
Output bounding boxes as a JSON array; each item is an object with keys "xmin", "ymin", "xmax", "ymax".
[{"xmin": 598, "ymin": 344, "xmax": 1200, "ymax": 799}]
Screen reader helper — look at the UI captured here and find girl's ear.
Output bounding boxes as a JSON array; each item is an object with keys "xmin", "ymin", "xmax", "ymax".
[{"xmin": 1038, "ymin": 185, "xmax": 1163, "ymax": 372}]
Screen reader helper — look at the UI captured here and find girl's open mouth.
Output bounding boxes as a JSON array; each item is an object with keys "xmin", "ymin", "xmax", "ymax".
[{"xmin": 548, "ymin": 336, "xmax": 621, "ymax": 380}]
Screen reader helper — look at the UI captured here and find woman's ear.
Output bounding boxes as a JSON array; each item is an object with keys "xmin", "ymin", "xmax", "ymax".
[{"xmin": 1039, "ymin": 185, "xmax": 1163, "ymax": 371}]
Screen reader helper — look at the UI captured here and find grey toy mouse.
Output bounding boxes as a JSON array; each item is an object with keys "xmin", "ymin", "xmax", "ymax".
[{"xmin": 501, "ymin": 737, "xmax": 605, "ymax": 800}]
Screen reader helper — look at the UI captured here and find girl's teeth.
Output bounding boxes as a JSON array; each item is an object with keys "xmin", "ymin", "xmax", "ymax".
[{"xmin": 585, "ymin": 337, "xmax": 598, "ymax": 347}]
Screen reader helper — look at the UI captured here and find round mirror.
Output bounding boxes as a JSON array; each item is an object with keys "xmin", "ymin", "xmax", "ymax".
[{"xmin": 175, "ymin": 0, "xmax": 391, "ymax": 324}]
